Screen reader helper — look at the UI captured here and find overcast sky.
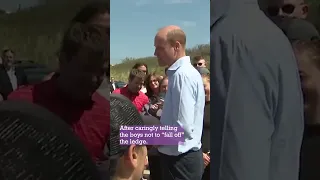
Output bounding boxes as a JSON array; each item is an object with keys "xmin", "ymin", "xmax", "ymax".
[{"xmin": 0, "ymin": 0, "xmax": 39, "ymax": 12}]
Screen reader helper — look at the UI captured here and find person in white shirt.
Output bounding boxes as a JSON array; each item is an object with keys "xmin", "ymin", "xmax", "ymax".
[
  {"xmin": 0, "ymin": 49, "xmax": 28, "ymax": 100},
  {"xmin": 110, "ymin": 77, "xmax": 116, "ymax": 93}
]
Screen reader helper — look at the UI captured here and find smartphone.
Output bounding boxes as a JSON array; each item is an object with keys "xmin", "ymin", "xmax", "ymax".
[
  {"xmin": 157, "ymin": 99, "xmax": 164, "ymax": 108},
  {"xmin": 158, "ymin": 98, "xmax": 164, "ymax": 104}
]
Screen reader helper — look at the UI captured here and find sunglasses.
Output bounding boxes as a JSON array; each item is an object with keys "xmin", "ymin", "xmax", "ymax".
[
  {"xmin": 267, "ymin": 3, "xmax": 304, "ymax": 16},
  {"xmin": 267, "ymin": 4, "xmax": 296, "ymax": 16},
  {"xmin": 193, "ymin": 63, "xmax": 203, "ymax": 66}
]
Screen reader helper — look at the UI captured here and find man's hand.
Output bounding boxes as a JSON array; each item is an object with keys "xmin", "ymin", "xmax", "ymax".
[
  {"xmin": 150, "ymin": 104, "xmax": 159, "ymax": 110},
  {"xmin": 203, "ymin": 153, "xmax": 210, "ymax": 167}
]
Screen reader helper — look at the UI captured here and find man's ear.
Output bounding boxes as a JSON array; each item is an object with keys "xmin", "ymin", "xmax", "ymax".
[
  {"xmin": 124, "ymin": 145, "xmax": 139, "ymax": 168},
  {"xmin": 301, "ymin": 4, "xmax": 309, "ymax": 19}
]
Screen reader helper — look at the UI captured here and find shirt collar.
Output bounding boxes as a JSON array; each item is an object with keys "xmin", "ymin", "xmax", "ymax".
[
  {"xmin": 3, "ymin": 65, "xmax": 14, "ymax": 72},
  {"xmin": 123, "ymin": 86, "xmax": 139, "ymax": 97},
  {"xmin": 167, "ymin": 56, "xmax": 190, "ymax": 71},
  {"xmin": 97, "ymin": 78, "xmax": 110, "ymax": 101}
]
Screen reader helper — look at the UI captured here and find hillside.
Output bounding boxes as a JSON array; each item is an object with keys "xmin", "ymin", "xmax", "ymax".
[
  {"xmin": 111, "ymin": 44, "xmax": 210, "ymax": 81},
  {"xmin": 0, "ymin": 0, "xmax": 102, "ymax": 68},
  {"xmin": 0, "ymin": 0, "xmax": 318, "ymax": 75}
]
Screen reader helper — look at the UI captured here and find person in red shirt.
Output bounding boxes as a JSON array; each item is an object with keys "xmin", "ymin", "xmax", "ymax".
[
  {"xmin": 8, "ymin": 22, "xmax": 109, "ymax": 163},
  {"xmin": 113, "ymin": 69, "xmax": 149, "ymax": 112}
]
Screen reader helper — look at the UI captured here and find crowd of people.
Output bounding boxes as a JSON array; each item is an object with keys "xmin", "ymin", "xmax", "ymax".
[
  {"xmin": 111, "ymin": 55, "xmax": 211, "ymax": 180},
  {"xmin": 0, "ymin": 49, "xmax": 28, "ymax": 101},
  {"xmin": 3, "ymin": 0, "xmax": 320, "ymax": 179},
  {"xmin": 0, "ymin": 1, "xmax": 211, "ymax": 180},
  {"xmin": 211, "ymin": 0, "xmax": 320, "ymax": 180},
  {"xmin": 0, "ymin": 1, "xmax": 110, "ymax": 180}
]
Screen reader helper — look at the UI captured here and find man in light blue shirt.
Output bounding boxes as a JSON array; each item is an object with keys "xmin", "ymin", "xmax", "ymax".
[{"xmin": 154, "ymin": 25, "xmax": 205, "ymax": 180}]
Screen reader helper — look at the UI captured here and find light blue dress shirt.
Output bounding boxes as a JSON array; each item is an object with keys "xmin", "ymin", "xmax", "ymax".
[{"xmin": 158, "ymin": 56, "xmax": 205, "ymax": 156}]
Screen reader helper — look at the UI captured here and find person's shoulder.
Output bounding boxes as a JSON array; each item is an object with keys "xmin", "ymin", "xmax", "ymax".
[
  {"xmin": 213, "ymin": 13, "xmax": 284, "ymax": 42},
  {"xmin": 139, "ymin": 91, "xmax": 148, "ymax": 99},
  {"xmin": 92, "ymin": 92, "xmax": 110, "ymax": 109},
  {"xmin": 87, "ymin": 93, "xmax": 110, "ymax": 128},
  {"xmin": 8, "ymin": 84, "xmax": 34, "ymax": 101},
  {"xmin": 9, "ymin": 79, "xmax": 54, "ymax": 101},
  {"xmin": 176, "ymin": 66, "xmax": 201, "ymax": 80},
  {"xmin": 112, "ymin": 88, "xmax": 121, "ymax": 94}
]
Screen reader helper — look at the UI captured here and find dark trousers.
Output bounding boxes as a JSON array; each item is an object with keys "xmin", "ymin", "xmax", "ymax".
[
  {"xmin": 159, "ymin": 149, "xmax": 203, "ymax": 180},
  {"xmin": 149, "ymin": 155, "xmax": 162, "ymax": 180},
  {"xmin": 202, "ymin": 164, "xmax": 210, "ymax": 180}
]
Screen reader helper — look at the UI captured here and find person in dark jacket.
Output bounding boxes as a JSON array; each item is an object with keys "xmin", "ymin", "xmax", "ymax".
[
  {"xmin": 0, "ymin": 49, "xmax": 28, "ymax": 100},
  {"xmin": 211, "ymin": 0, "xmax": 304, "ymax": 180},
  {"xmin": 143, "ymin": 77, "xmax": 168, "ymax": 180},
  {"xmin": 201, "ymin": 74, "xmax": 210, "ymax": 180},
  {"xmin": 292, "ymin": 40, "xmax": 320, "ymax": 180}
]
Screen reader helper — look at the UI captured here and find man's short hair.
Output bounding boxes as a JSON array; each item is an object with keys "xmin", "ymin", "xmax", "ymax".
[
  {"xmin": 70, "ymin": 2, "xmax": 110, "ymax": 76},
  {"xmin": 128, "ymin": 69, "xmax": 146, "ymax": 82},
  {"xmin": 71, "ymin": 1, "xmax": 110, "ymax": 24},
  {"xmin": 193, "ymin": 55, "xmax": 204, "ymax": 62},
  {"xmin": 132, "ymin": 62, "xmax": 148, "ymax": 69},
  {"xmin": 2, "ymin": 48, "xmax": 14, "ymax": 57},
  {"xmin": 167, "ymin": 29, "xmax": 186, "ymax": 48},
  {"xmin": 132, "ymin": 62, "xmax": 148, "ymax": 74},
  {"xmin": 60, "ymin": 23, "xmax": 109, "ymax": 64}
]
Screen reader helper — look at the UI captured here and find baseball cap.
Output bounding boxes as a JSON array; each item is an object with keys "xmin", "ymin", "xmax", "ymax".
[
  {"xmin": 197, "ymin": 67, "xmax": 210, "ymax": 75},
  {"xmin": 0, "ymin": 100, "xmax": 100, "ymax": 180},
  {"xmin": 107, "ymin": 94, "xmax": 160, "ymax": 176},
  {"xmin": 273, "ymin": 17, "xmax": 320, "ymax": 41}
]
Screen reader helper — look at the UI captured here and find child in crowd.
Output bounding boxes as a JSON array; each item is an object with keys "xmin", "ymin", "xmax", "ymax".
[{"xmin": 292, "ymin": 40, "xmax": 320, "ymax": 180}]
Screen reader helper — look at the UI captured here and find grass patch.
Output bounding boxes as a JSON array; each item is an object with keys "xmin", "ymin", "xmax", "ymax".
[{"xmin": 0, "ymin": 0, "xmax": 102, "ymax": 68}]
